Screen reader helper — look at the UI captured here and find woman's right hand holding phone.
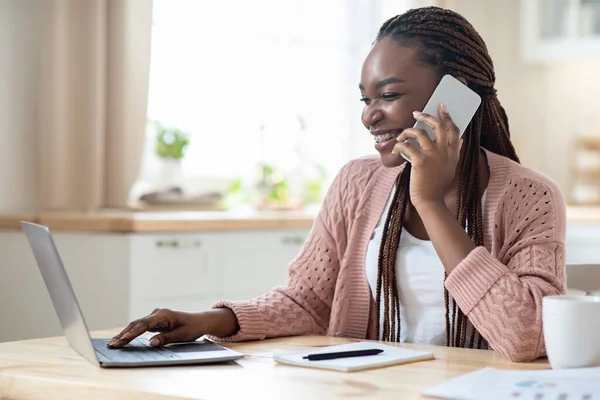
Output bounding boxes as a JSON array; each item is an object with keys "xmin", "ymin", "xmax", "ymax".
[{"xmin": 107, "ymin": 307, "xmax": 239, "ymax": 348}]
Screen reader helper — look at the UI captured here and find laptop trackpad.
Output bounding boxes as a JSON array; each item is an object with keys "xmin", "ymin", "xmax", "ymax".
[{"xmin": 164, "ymin": 341, "xmax": 227, "ymax": 353}]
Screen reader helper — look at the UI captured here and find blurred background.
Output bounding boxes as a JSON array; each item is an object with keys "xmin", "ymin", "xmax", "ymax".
[{"xmin": 1, "ymin": 0, "xmax": 599, "ymax": 343}]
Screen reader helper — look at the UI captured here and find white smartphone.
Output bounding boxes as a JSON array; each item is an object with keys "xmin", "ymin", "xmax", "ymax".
[{"xmin": 404, "ymin": 74, "xmax": 482, "ymax": 153}]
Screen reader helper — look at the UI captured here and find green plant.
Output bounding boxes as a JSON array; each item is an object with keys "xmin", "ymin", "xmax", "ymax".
[
  {"xmin": 154, "ymin": 122, "xmax": 190, "ymax": 160},
  {"xmin": 228, "ymin": 177, "xmax": 243, "ymax": 196},
  {"xmin": 257, "ymin": 163, "xmax": 289, "ymax": 203},
  {"xmin": 304, "ymin": 164, "xmax": 328, "ymax": 204},
  {"xmin": 226, "ymin": 177, "xmax": 250, "ymax": 205}
]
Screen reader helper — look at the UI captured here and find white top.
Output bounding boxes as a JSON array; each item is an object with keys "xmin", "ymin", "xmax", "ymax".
[{"xmin": 365, "ymin": 187, "xmax": 486, "ymax": 345}]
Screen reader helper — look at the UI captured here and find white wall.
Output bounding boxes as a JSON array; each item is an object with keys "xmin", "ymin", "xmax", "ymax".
[
  {"xmin": 542, "ymin": 61, "xmax": 600, "ymax": 200},
  {"xmin": 0, "ymin": 0, "xmax": 41, "ymax": 211},
  {"xmin": 447, "ymin": 0, "xmax": 546, "ymax": 172},
  {"xmin": 457, "ymin": 0, "xmax": 600, "ymax": 198}
]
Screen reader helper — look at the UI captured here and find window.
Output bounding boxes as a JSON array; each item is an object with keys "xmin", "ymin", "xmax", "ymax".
[{"xmin": 139, "ymin": 0, "xmax": 404, "ymax": 202}]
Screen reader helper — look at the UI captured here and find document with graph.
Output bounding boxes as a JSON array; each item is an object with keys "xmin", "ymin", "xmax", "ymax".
[{"xmin": 423, "ymin": 366, "xmax": 600, "ymax": 400}]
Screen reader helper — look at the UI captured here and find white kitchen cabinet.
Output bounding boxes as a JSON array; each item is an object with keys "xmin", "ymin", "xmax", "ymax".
[
  {"xmin": 566, "ymin": 222, "xmax": 600, "ymax": 264},
  {"xmin": 0, "ymin": 228, "xmax": 310, "ymax": 343},
  {"xmin": 1, "ymin": 219, "xmax": 598, "ymax": 344},
  {"xmin": 0, "ymin": 231, "xmax": 132, "ymax": 343},
  {"xmin": 521, "ymin": 0, "xmax": 600, "ymax": 61},
  {"xmin": 128, "ymin": 229, "xmax": 309, "ymax": 318}
]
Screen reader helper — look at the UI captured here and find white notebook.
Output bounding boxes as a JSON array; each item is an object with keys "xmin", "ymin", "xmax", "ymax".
[{"xmin": 273, "ymin": 341, "xmax": 434, "ymax": 372}]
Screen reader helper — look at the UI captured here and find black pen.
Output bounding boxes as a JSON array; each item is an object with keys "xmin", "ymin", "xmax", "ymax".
[{"xmin": 303, "ymin": 348, "xmax": 384, "ymax": 361}]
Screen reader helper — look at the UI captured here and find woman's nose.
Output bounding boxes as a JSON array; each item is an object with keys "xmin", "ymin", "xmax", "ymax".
[{"xmin": 363, "ymin": 105, "xmax": 384, "ymax": 129}]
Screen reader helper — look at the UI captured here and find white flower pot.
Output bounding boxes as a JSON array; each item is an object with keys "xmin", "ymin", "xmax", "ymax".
[{"xmin": 157, "ymin": 158, "xmax": 183, "ymax": 189}]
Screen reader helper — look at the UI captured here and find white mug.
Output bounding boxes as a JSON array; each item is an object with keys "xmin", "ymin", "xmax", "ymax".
[{"xmin": 542, "ymin": 295, "xmax": 600, "ymax": 369}]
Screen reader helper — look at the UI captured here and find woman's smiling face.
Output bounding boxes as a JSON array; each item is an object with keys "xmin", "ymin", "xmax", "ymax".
[{"xmin": 360, "ymin": 37, "xmax": 440, "ymax": 167}]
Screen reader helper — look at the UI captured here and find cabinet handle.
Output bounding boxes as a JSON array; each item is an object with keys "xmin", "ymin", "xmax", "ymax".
[
  {"xmin": 281, "ymin": 236, "xmax": 304, "ymax": 245},
  {"xmin": 155, "ymin": 239, "xmax": 203, "ymax": 248}
]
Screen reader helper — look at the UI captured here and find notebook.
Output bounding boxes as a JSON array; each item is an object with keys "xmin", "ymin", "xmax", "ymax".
[{"xmin": 273, "ymin": 341, "xmax": 434, "ymax": 372}]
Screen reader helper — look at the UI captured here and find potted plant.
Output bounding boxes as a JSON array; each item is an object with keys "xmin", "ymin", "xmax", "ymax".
[{"xmin": 153, "ymin": 121, "xmax": 190, "ymax": 189}]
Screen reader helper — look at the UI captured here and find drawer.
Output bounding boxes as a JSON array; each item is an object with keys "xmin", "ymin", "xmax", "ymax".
[
  {"xmin": 211, "ymin": 230, "xmax": 309, "ymax": 251},
  {"xmin": 127, "ymin": 230, "xmax": 310, "ymax": 315},
  {"xmin": 219, "ymin": 250, "xmax": 292, "ymax": 294},
  {"xmin": 129, "ymin": 234, "xmax": 223, "ymax": 299},
  {"xmin": 217, "ymin": 230, "xmax": 308, "ymax": 293}
]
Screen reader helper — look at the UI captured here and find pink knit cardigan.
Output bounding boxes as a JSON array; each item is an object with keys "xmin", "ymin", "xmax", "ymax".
[{"xmin": 211, "ymin": 149, "xmax": 567, "ymax": 362}]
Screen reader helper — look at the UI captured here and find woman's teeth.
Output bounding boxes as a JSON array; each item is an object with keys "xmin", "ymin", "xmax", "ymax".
[{"xmin": 374, "ymin": 132, "xmax": 399, "ymax": 144}]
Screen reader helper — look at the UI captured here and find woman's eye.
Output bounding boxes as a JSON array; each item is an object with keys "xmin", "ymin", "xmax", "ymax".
[
  {"xmin": 382, "ymin": 92, "xmax": 402, "ymax": 100},
  {"xmin": 360, "ymin": 92, "xmax": 402, "ymax": 104}
]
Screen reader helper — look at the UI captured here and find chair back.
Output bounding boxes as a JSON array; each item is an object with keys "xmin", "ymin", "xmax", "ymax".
[{"xmin": 567, "ymin": 264, "xmax": 600, "ymax": 295}]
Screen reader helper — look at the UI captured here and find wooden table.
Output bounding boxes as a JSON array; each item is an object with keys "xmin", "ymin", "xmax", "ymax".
[{"xmin": 0, "ymin": 331, "xmax": 550, "ymax": 400}]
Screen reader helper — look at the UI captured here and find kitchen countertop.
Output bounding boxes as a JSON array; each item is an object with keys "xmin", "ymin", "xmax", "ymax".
[
  {"xmin": 0, "ymin": 205, "xmax": 598, "ymax": 233},
  {"xmin": 0, "ymin": 208, "xmax": 318, "ymax": 232},
  {"xmin": 565, "ymin": 206, "xmax": 600, "ymax": 223}
]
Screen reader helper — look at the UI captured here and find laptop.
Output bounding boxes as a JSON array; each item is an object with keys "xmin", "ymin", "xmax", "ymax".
[{"xmin": 21, "ymin": 221, "xmax": 244, "ymax": 368}]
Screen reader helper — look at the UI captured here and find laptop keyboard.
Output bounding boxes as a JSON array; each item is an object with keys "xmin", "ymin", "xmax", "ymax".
[
  {"xmin": 91, "ymin": 338, "xmax": 228, "ymax": 364},
  {"xmin": 92, "ymin": 338, "xmax": 181, "ymax": 363}
]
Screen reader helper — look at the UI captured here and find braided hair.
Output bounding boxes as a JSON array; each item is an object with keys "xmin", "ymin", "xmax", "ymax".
[{"xmin": 374, "ymin": 6, "xmax": 520, "ymax": 348}]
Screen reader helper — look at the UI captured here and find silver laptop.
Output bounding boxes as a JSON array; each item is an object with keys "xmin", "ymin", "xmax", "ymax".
[{"xmin": 22, "ymin": 221, "xmax": 244, "ymax": 368}]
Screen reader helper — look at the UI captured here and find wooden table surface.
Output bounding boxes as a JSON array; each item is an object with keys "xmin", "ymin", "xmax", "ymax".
[{"xmin": 0, "ymin": 331, "xmax": 550, "ymax": 400}]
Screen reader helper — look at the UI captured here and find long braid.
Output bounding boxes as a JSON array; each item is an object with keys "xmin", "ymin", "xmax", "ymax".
[
  {"xmin": 374, "ymin": 6, "xmax": 519, "ymax": 348},
  {"xmin": 375, "ymin": 165, "xmax": 411, "ymax": 341},
  {"xmin": 443, "ymin": 277, "xmax": 450, "ymax": 346},
  {"xmin": 451, "ymin": 297, "xmax": 457, "ymax": 346}
]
